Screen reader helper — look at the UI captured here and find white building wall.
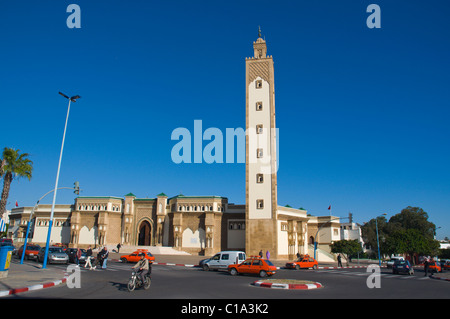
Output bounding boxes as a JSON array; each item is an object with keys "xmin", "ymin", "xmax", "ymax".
[
  {"xmin": 182, "ymin": 227, "xmax": 205, "ymax": 248},
  {"xmin": 248, "ymin": 76, "xmax": 273, "ymax": 220}
]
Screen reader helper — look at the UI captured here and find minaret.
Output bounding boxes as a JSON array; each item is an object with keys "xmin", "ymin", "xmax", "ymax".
[{"xmin": 245, "ymin": 28, "xmax": 279, "ymax": 258}]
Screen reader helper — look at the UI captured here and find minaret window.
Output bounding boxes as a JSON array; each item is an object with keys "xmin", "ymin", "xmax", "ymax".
[
  {"xmin": 256, "ymin": 174, "xmax": 264, "ymax": 183},
  {"xmin": 256, "ymin": 199, "xmax": 264, "ymax": 209},
  {"xmin": 256, "ymin": 102, "xmax": 263, "ymax": 111},
  {"xmin": 256, "ymin": 124, "xmax": 263, "ymax": 134},
  {"xmin": 256, "ymin": 148, "xmax": 263, "ymax": 158},
  {"xmin": 256, "ymin": 80, "xmax": 262, "ymax": 89}
]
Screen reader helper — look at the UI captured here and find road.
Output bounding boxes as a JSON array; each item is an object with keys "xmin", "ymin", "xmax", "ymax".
[{"xmin": 7, "ymin": 260, "xmax": 450, "ymax": 301}]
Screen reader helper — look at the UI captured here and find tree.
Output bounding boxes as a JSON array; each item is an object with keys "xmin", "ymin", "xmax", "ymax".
[
  {"xmin": 387, "ymin": 206, "xmax": 436, "ymax": 240},
  {"xmin": 385, "ymin": 229, "xmax": 439, "ymax": 263},
  {"xmin": 361, "ymin": 215, "xmax": 388, "ymax": 258},
  {"xmin": 330, "ymin": 239, "xmax": 362, "ymax": 266},
  {"xmin": 0, "ymin": 148, "xmax": 33, "ymax": 219}
]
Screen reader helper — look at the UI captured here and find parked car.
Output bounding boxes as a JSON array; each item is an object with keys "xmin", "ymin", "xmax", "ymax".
[
  {"xmin": 387, "ymin": 256, "xmax": 404, "ymax": 269},
  {"xmin": 285, "ymin": 255, "xmax": 318, "ymax": 270},
  {"xmin": 0, "ymin": 238, "xmax": 13, "ymax": 246},
  {"xmin": 17, "ymin": 244, "xmax": 41, "ymax": 260},
  {"xmin": 36, "ymin": 246, "xmax": 69, "ymax": 264},
  {"xmin": 120, "ymin": 249, "xmax": 155, "ymax": 264},
  {"xmin": 442, "ymin": 260, "xmax": 450, "ymax": 271},
  {"xmin": 392, "ymin": 259, "xmax": 414, "ymax": 275},
  {"xmin": 202, "ymin": 251, "xmax": 246, "ymax": 271},
  {"xmin": 228, "ymin": 256, "xmax": 277, "ymax": 277},
  {"xmin": 65, "ymin": 248, "xmax": 88, "ymax": 264}
]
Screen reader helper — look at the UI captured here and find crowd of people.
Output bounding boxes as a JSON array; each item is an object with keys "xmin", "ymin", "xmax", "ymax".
[{"xmin": 71, "ymin": 245, "xmax": 110, "ymax": 270}]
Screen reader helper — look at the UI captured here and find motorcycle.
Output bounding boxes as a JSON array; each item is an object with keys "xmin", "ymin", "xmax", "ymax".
[{"xmin": 127, "ymin": 270, "xmax": 151, "ymax": 292}]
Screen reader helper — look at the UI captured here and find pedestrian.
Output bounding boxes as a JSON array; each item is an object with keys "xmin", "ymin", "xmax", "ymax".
[
  {"xmin": 85, "ymin": 246, "xmax": 93, "ymax": 270},
  {"xmin": 116, "ymin": 243, "xmax": 121, "ymax": 253},
  {"xmin": 259, "ymin": 250, "xmax": 263, "ymax": 258},
  {"xmin": 101, "ymin": 247, "xmax": 109, "ymax": 269},
  {"xmin": 337, "ymin": 254, "xmax": 343, "ymax": 267},
  {"xmin": 424, "ymin": 257, "xmax": 429, "ymax": 277},
  {"xmin": 266, "ymin": 250, "xmax": 270, "ymax": 260},
  {"xmin": 76, "ymin": 248, "xmax": 82, "ymax": 266},
  {"xmin": 94, "ymin": 247, "xmax": 104, "ymax": 270}
]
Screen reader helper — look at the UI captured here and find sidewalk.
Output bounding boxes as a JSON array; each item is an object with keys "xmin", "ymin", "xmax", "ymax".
[
  {"xmin": 2, "ymin": 254, "xmax": 448, "ymax": 297},
  {"xmin": 0, "ymin": 261, "xmax": 67, "ymax": 297}
]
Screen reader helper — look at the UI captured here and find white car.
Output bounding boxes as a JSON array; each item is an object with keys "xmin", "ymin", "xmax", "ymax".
[
  {"xmin": 387, "ymin": 256, "xmax": 404, "ymax": 269},
  {"xmin": 202, "ymin": 251, "xmax": 246, "ymax": 271}
]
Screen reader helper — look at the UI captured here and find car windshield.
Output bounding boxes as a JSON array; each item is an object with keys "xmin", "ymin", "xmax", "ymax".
[
  {"xmin": 265, "ymin": 260, "xmax": 274, "ymax": 266},
  {"xmin": 27, "ymin": 246, "xmax": 40, "ymax": 251},
  {"xmin": 48, "ymin": 248, "xmax": 63, "ymax": 253}
]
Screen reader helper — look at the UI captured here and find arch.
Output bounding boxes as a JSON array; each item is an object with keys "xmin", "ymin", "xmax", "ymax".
[
  {"xmin": 136, "ymin": 218, "xmax": 154, "ymax": 246},
  {"xmin": 309, "ymin": 236, "xmax": 315, "ymax": 245}
]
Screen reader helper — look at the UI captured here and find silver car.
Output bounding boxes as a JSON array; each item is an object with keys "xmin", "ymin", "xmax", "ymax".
[{"xmin": 37, "ymin": 246, "xmax": 69, "ymax": 264}]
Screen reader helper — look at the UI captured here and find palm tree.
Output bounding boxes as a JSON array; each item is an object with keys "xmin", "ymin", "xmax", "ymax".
[{"xmin": 0, "ymin": 148, "xmax": 33, "ymax": 219}]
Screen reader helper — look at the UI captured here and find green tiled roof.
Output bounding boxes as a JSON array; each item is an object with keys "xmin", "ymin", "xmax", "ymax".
[
  {"xmin": 157, "ymin": 192, "xmax": 168, "ymax": 197},
  {"xmin": 124, "ymin": 193, "xmax": 136, "ymax": 197}
]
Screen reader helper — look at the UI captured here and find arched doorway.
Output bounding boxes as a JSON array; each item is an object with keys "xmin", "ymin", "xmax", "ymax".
[{"xmin": 138, "ymin": 220, "xmax": 152, "ymax": 246}]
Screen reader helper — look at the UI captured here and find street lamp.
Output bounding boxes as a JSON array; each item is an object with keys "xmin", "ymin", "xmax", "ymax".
[
  {"xmin": 375, "ymin": 213, "xmax": 387, "ymax": 267},
  {"xmin": 42, "ymin": 92, "xmax": 80, "ymax": 269}
]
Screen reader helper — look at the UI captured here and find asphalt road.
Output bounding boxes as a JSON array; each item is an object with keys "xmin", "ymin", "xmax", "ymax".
[{"xmin": 7, "ymin": 260, "xmax": 450, "ymax": 301}]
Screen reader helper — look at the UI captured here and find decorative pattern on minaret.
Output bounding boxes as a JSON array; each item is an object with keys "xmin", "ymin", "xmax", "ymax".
[{"xmin": 247, "ymin": 61, "xmax": 270, "ymax": 85}]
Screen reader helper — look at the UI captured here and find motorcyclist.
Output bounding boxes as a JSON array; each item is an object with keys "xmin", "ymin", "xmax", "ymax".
[{"xmin": 132, "ymin": 252, "xmax": 151, "ymax": 285}]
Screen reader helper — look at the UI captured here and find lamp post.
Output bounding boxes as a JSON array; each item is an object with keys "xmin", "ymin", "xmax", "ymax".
[
  {"xmin": 42, "ymin": 92, "xmax": 80, "ymax": 269},
  {"xmin": 375, "ymin": 213, "xmax": 387, "ymax": 267}
]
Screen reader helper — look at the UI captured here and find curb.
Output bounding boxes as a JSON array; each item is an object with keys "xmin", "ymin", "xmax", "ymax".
[
  {"xmin": 430, "ymin": 275, "xmax": 450, "ymax": 282},
  {"xmin": 252, "ymin": 280, "xmax": 323, "ymax": 290},
  {"xmin": 0, "ymin": 277, "xmax": 67, "ymax": 297}
]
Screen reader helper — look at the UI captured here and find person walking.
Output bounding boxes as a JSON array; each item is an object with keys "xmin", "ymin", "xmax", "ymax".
[
  {"xmin": 101, "ymin": 247, "xmax": 109, "ymax": 269},
  {"xmin": 85, "ymin": 246, "xmax": 93, "ymax": 270},
  {"xmin": 266, "ymin": 250, "xmax": 270, "ymax": 260},
  {"xmin": 76, "ymin": 248, "xmax": 82, "ymax": 266},
  {"xmin": 337, "ymin": 254, "xmax": 343, "ymax": 267},
  {"xmin": 424, "ymin": 257, "xmax": 430, "ymax": 277},
  {"xmin": 94, "ymin": 247, "xmax": 104, "ymax": 270},
  {"xmin": 259, "ymin": 250, "xmax": 263, "ymax": 258},
  {"xmin": 116, "ymin": 243, "xmax": 121, "ymax": 253}
]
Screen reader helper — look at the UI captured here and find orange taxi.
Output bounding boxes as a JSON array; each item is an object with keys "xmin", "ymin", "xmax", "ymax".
[
  {"xmin": 285, "ymin": 254, "xmax": 318, "ymax": 270},
  {"xmin": 120, "ymin": 249, "xmax": 155, "ymax": 264},
  {"xmin": 17, "ymin": 244, "xmax": 41, "ymax": 260},
  {"xmin": 442, "ymin": 260, "xmax": 450, "ymax": 271},
  {"xmin": 228, "ymin": 256, "xmax": 277, "ymax": 277},
  {"xmin": 429, "ymin": 260, "xmax": 442, "ymax": 273}
]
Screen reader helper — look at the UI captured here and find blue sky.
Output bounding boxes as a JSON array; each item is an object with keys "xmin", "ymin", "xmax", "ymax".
[{"xmin": 1, "ymin": 1, "xmax": 449, "ymax": 239}]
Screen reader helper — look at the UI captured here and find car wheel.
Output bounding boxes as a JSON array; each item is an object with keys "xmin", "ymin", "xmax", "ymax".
[
  {"xmin": 229, "ymin": 268, "xmax": 238, "ymax": 276},
  {"xmin": 120, "ymin": 258, "xmax": 128, "ymax": 263},
  {"xmin": 202, "ymin": 264, "xmax": 210, "ymax": 271},
  {"xmin": 295, "ymin": 265, "xmax": 300, "ymax": 270},
  {"xmin": 313, "ymin": 264, "xmax": 318, "ymax": 270},
  {"xmin": 259, "ymin": 270, "xmax": 267, "ymax": 278}
]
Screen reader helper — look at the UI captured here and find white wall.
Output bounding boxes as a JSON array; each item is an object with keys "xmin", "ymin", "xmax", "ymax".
[
  {"xmin": 248, "ymin": 76, "xmax": 273, "ymax": 220},
  {"xmin": 182, "ymin": 227, "xmax": 205, "ymax": 248}
]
